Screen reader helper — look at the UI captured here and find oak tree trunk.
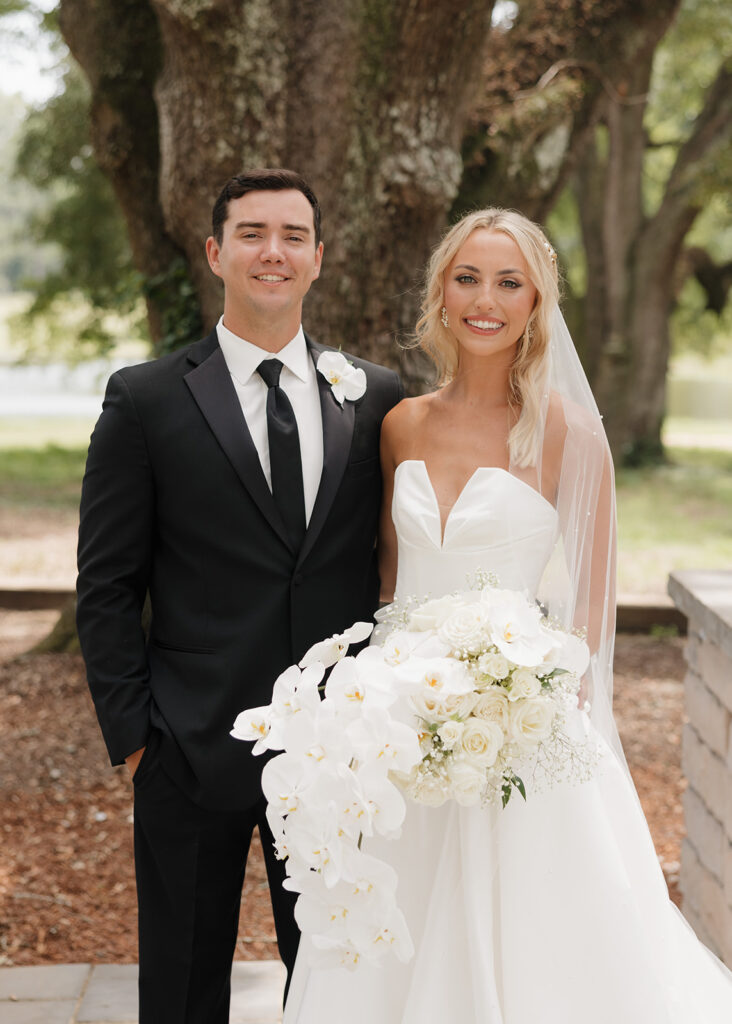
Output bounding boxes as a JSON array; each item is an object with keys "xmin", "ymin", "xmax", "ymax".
[
  {"xmin": 60, "ymin": 0, "xmax": 496, "ymax": 380},
  {"xmin": 578, "ymin": 56, "xmax": 732, "ymax": 461}
]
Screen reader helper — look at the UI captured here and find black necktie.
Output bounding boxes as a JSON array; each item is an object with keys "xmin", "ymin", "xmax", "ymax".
[{"xmin": 256, "ymin": 358, "xmax": 306, "ymax": 549}]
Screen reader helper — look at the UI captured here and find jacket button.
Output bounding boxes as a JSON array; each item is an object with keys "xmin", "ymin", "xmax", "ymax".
[{"xmin": 293, "ymin": 573, "xmax": 303, "ymax": 585}]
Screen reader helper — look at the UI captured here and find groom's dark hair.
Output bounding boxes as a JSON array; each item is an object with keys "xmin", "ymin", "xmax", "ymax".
[{"xmin": 211, "ymin": 168, "xmax": 322, "ymax": 247}]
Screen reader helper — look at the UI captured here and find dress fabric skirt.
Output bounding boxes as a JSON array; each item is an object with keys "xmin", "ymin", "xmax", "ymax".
[{"xmin": 283, "ymin": 462, "xmax": 732, "ymax": 1022}]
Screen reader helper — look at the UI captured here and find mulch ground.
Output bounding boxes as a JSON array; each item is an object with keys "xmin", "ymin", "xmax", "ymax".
[{"xmin": 0, "ymin": 612, "xmax": 686, "ymax": 966}]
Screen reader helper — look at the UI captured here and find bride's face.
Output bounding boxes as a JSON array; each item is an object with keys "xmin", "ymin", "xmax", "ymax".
[{"xmin": 442, "ymin": 229, "xmax": 537, "ymax": 364}]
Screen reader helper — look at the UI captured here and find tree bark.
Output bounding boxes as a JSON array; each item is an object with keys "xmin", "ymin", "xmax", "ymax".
[
  {"xmin": 146, "ymin": 0, "xmax": 495, "ymax": 383},
  {"xmin": 586, "ymin": 59, "xmax": 732, "ymax": 460},
  {"xmin": 58, "ymin": 0, "xmax": 201, "ymax": 351},
  {"xmin": 61, "ymin": 0, "xmax": 495, "ymax": 378}
]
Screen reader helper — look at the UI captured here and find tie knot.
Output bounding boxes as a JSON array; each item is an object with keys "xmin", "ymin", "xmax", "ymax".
[{"xmin": 257, "ymin": 358, "xmax": 283, "ymax": 388}]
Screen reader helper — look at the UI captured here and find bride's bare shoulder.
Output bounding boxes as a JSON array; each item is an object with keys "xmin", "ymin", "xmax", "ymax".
[{"xmin": 381, "ymin": 393, "xmax": 436, "ymax": 465}]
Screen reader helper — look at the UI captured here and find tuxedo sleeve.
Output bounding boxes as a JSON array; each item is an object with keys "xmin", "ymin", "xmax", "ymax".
[{"xmin": 76, "ymin": 370, "xmax": 154, "ymax": 766}]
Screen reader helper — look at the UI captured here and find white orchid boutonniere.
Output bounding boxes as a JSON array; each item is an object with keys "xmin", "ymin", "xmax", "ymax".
[{"xmin": 317, "ymin": 351, "xmax": 367, "ymax": 405}]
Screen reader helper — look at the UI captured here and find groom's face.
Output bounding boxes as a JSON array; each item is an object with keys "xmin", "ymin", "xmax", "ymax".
[{"xmin": 206, "ymin": 189, "xmax": 323, "ymax": 325}]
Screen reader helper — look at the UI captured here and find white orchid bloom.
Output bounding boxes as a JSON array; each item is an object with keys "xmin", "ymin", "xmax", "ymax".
[
  {"xmin": 306, "ymin": 937, "xmax": 363, "ymax": 970},
  {"xmin": 231, "ymin": 662, "xmax": 325, "ymax": 754},
  {"xmin": 271, "ymin": 662, "xmax": 324, "ymax": 715},
  {"xmin": 292, "ymin": 762, "xmax": 374, "ymax": 841},
  {"xmin": 230, "ymin": 704, "xmax": 273, "ymax": 754},
  {"xmin": 482, "ymin": 589, "xmax": 559, "ymax": 667},
  {"xmin": 346, "ymin": 705, "xmax": 422, "ymax": 776},
  {"xmin": 381, "ymin": 630, "xmax": 421, "ymax": 666},
  {"xmin": 261, "ymin": 751, "xmax": 316, "ymax": 819},
  {"xmin": 316, "ymin": 351, "xmax": 368, "ymax": 405},
  {"xmin": 348, "ymin": 902, "xmax": 415, "ymax": 964},
  {"xmin": 354, "ymin": 765, "xmax": 408, "ymax": 838},
  {"xmin": 299, "ymin": 621, "xmax": 374, "ymax": 669},
  {"xmin": 394, "ymin": 655, "xmax": 473, "ymax": 697},
  {"xmin": 284, "ymin": 700, "xmax": 352, "ymax": 765},
  {"xmin": 285, "ymin": 806, "xmax": 361, "ymax": 888},
  {"xmin": 325, "ymin": 652, "xmax": 400, "ymax": 715},
  {"xmin": 545, "ymin": 629, "xmax": 590, "ymax": 678}
]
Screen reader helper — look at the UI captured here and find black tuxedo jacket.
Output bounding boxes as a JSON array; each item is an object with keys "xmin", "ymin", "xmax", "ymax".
[{"xmin": 76, "ymin": 329, "xmax": 402, "ymax": 810}]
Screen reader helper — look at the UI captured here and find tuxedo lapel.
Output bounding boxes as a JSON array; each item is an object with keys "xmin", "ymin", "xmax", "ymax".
[
  {"xmin": 184, "ymin": 334, "xmax": 293, "ymax": 553},
  {"xmin": 297, "ymin": 337, "xmax": 355, "ymax": 568}
]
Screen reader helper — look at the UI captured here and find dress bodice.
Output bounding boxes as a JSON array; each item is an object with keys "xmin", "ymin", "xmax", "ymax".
[{"xmin": 392, "ymin": 460, "xmax": 558, "ymax": 601}]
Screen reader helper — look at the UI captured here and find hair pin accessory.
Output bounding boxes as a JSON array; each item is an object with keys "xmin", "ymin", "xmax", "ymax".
[{"xmin": 543, "ymin": 240, "xmax": 557, "ymax": 264}]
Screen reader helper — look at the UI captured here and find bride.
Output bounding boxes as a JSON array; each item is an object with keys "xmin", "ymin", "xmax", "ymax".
[{"xmin": 283, "ymin": 209, "xmax": 732, "ymax": 1022}]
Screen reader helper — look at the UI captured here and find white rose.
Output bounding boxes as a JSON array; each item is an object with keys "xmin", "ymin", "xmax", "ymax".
[
  {"xmin": 447, "ymin": 758, "xmax": 485, "ymax": 806},
  {"xmin": 438, "ymin": 605, "xmax": 488, "ymax": 656},
  {"xmin": 437, "ymin": 720, "xmax": 465, "ymax": 749},
  {"xmin": 508, "ymin": 667, "xmax": 541, "ymax": 701},
  {"xmin": 476, "ymin": 651, "xmax": 510, "ymax": 681},
  {"xmin": 459, "ymin": 718, "xmax": 504, "ymax": 768},
  {"xmin": 408, "ymin": 769, "xmax": 450, "ymax": 807},
  {"xmin": 472, "ymin": 689, "xmax": 510, "ymax": 730},
  {"xmin": 408, "ymin": 594, "xmax": 464, "ymax": 632},
  {"xmin": 509, "ymin": 697, "xmax": 556, "ymax": 749}
]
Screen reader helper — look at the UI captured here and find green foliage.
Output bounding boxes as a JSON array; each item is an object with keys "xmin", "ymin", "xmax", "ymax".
[
  {"xmin": 672, "ymin": 273, "xmax": 732, "ymax": 359},
  {"xmin": 646, "ymin": 0, "xmax": 732, "ymax": 352},
  {"xmin": 143, "ymin": 256, "xmax": 203, "ymax": 356},
  {"xmin": 0, "ymin": 90, "xmax": 58, "ymax": 291},
  {"xmin": 0, "ymin": 0, "xmax": 29, "ymax": 15},
  {"xmin": 12, "ymin": 59, "xmax": 147, "ymax": 356}
]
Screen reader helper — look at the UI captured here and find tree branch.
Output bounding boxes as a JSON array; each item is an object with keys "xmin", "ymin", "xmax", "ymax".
[{"xmin": 662, "ymin": 59, "xmax": 732, "ymax": 215}]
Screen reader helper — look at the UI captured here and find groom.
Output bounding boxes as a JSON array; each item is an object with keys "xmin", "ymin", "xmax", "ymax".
[{"xmin": 76, "ymin": 168, "xmax": 402, "ymax": 1023}]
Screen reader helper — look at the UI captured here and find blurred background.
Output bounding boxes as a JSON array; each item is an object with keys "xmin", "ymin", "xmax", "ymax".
[{"xmin": 0, "ymin": 0, "xmax": 729, "ymax": 972}]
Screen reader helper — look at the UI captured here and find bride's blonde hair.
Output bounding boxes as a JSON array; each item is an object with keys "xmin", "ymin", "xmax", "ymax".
[{"xmin": 415, "ymin": 208, "xmax": 559, "ymax": 467}]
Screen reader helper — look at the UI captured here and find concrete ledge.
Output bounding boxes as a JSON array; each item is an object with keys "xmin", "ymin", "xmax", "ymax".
[
  {"xmin": 670, "ymin": 569, "xmax": 732, "ymax": 966},
  {"xmin": 0, "ymin": 587, "xmax": 74, "ymax": 610},
  {"xmin": 669, "ymin": 570, "xmax": 732, "ymax": 660}
]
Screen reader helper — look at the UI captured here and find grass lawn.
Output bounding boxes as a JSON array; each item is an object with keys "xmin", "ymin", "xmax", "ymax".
[
  {"xmin": 616, "ymin": 446, "xmax": 732, "ymax": 596},
  {"xmin": 0, "ymin": 443, "xmax": 88, "ymax": 510},
  {"xmin": 1, "ymin": 426, "xmax": 730, "ymax": 597}
]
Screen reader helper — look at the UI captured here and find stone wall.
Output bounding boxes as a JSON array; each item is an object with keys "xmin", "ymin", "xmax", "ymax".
[{"xmin": 668, "ymin": 570, "xmax": 732, "ymax": 965}]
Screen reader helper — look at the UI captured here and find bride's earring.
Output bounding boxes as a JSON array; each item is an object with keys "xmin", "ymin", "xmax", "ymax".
[{"xmin": 440, "ymin": 306, "xmax": 449, "ymax": 328}]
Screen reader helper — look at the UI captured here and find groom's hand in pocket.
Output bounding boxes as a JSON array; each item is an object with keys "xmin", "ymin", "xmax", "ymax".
[{"xmin": 125, "ymin": 746, "xmax": 146, "ymax": 779}]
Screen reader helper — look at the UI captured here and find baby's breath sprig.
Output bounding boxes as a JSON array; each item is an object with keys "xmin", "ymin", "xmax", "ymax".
[{"xmin": 466, "ymin": 568, "xmax": 500, "ymax": 591}]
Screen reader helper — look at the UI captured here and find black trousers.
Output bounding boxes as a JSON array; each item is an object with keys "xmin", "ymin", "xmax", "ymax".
[{"xmin": 132, "ymin": 733, "xmax": 299, "ymax": 1024}]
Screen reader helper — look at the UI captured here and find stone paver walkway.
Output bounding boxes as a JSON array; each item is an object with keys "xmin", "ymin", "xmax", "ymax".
[{"xmin": 0, "ymin": 961, "xmax": 285, "ymax": 1023}]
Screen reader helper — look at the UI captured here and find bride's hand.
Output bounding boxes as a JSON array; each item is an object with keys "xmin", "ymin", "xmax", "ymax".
[{"xmin": 577, "ymin": 680, "xmax": 588, "ymax": 709}]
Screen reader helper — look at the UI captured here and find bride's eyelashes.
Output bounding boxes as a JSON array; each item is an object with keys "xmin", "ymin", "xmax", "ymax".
[{"xmin": 453, "ymin": 274, "xmax": 522, "ymax": 289}]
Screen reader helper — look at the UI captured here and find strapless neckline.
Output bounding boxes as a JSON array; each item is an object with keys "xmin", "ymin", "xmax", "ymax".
[{"xmin": 394, "ymin": 459, "xmax": 556, "ymax": 548}]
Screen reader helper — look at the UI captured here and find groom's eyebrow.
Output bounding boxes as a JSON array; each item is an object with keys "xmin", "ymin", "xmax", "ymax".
[{"xmin": 233, "ymin": 220, "xmax": 311, "ymax": 234}]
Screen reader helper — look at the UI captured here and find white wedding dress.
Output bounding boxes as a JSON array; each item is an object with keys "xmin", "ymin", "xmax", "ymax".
[{"xmin": 284, "ymin": 460, "xmax": 732, "ymax": 1023}]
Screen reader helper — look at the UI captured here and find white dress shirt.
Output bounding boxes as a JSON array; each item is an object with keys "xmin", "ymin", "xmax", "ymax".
[{"xmin": 216, "ymin": 317, "xmax": 324, "ymax": 523}]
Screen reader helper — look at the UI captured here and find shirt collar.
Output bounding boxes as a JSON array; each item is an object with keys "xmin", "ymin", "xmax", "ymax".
[{"xmin": 216, "ymin": 316, "xmax": 311, "ymax": 385}]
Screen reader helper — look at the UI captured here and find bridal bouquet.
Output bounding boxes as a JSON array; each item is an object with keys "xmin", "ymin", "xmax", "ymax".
[{"xmin": 231, "ymin": 584, "xmax": 596, "ymax": 969}]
